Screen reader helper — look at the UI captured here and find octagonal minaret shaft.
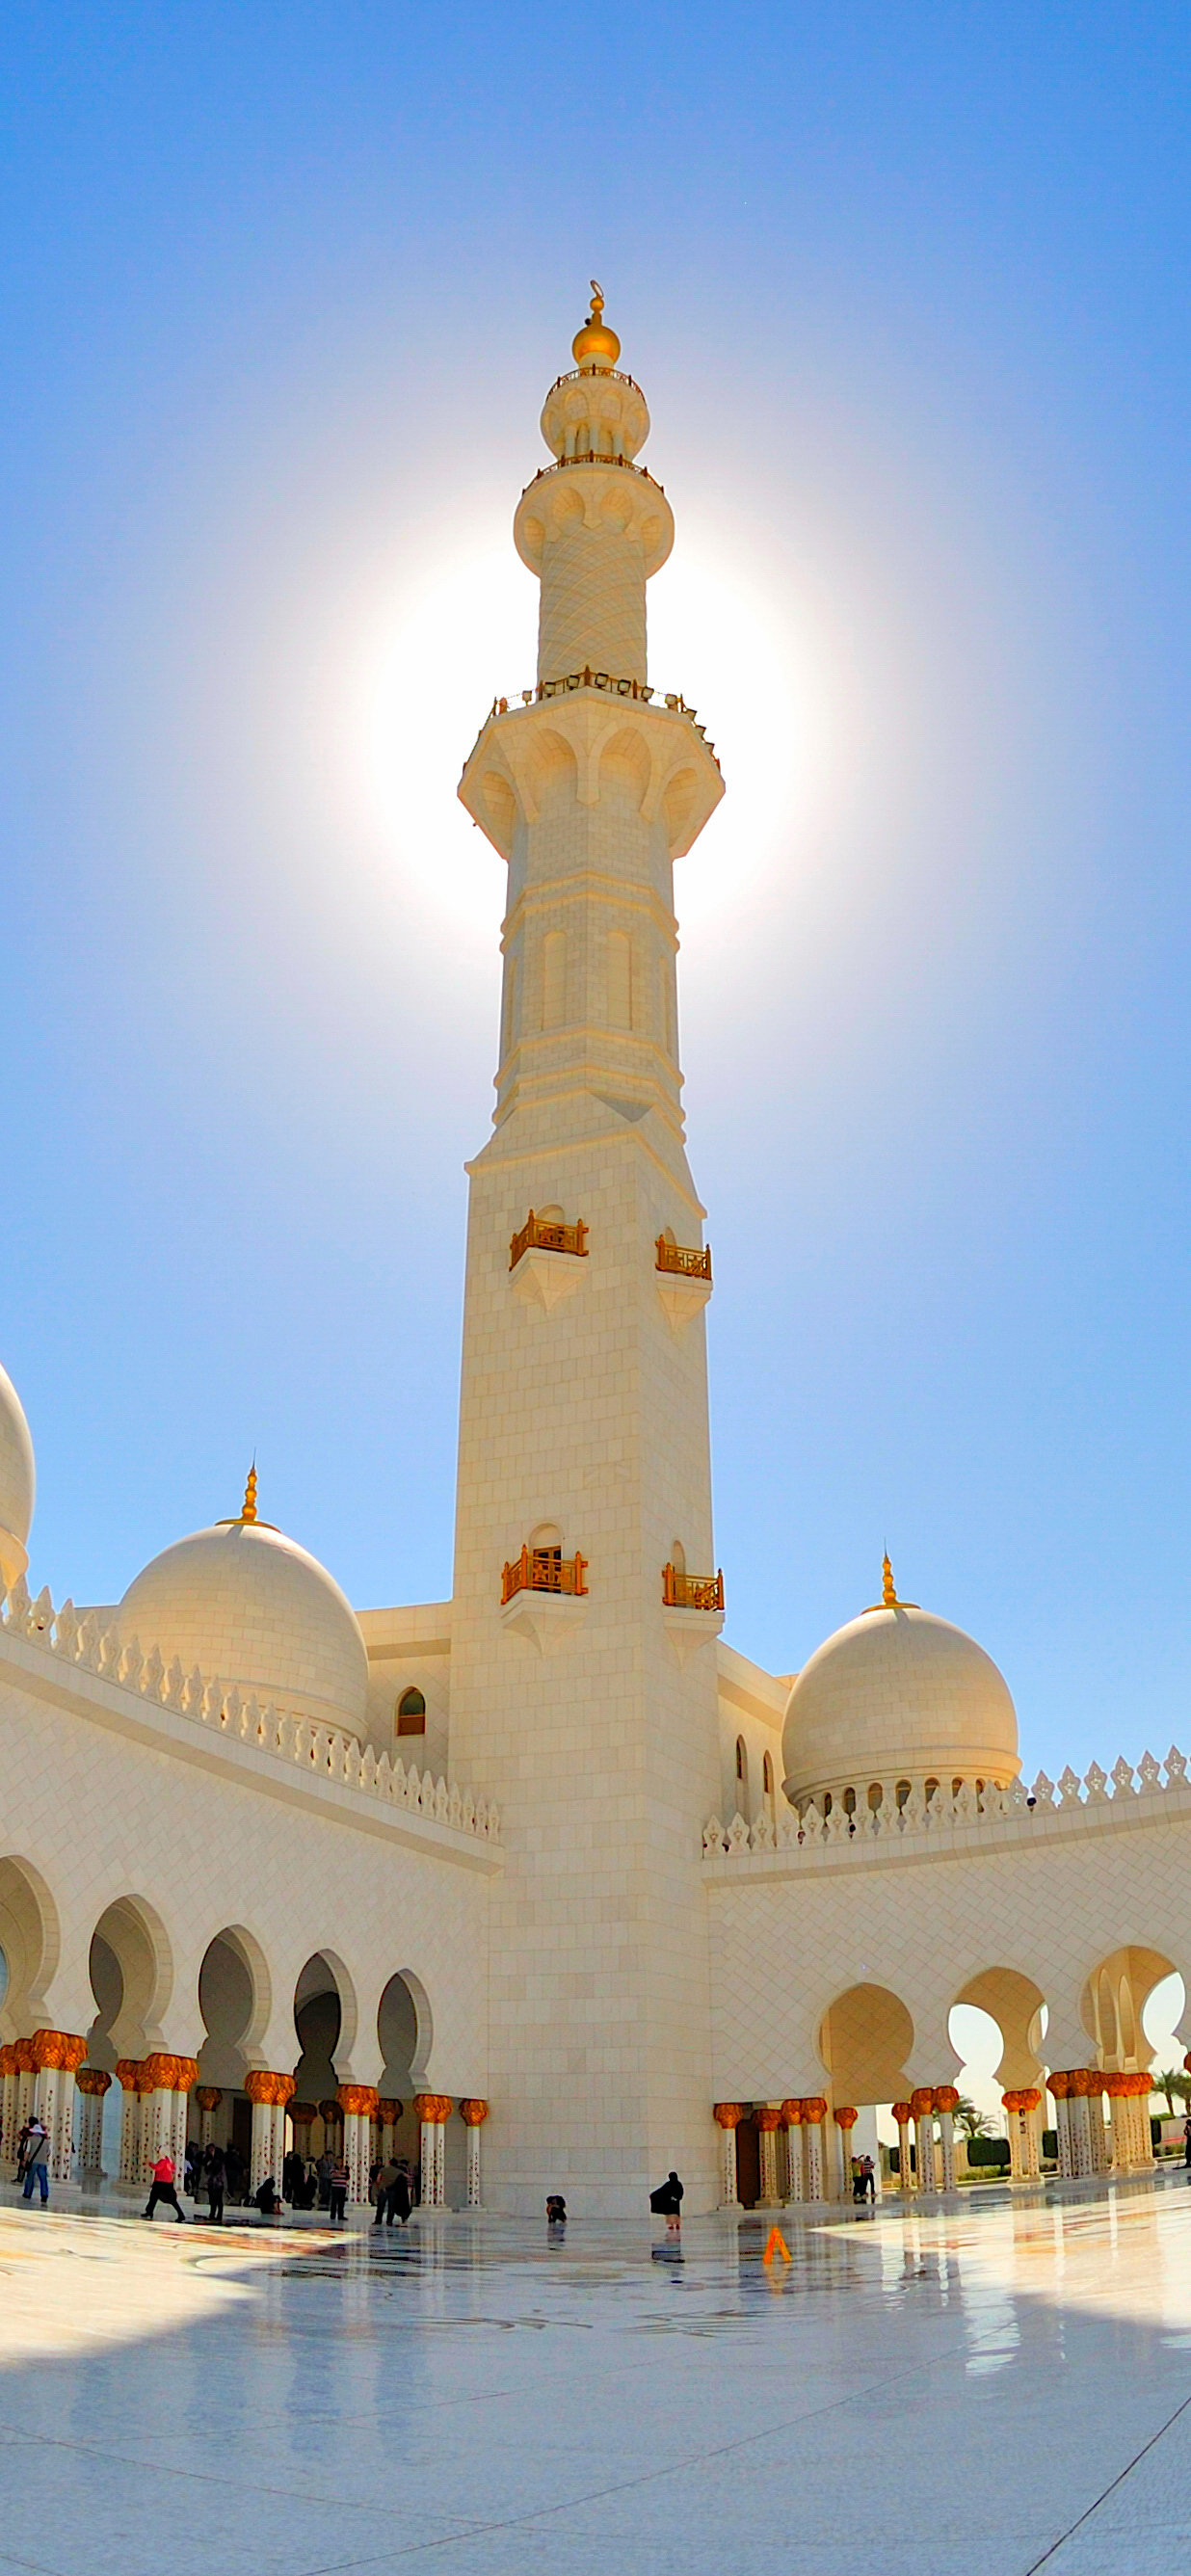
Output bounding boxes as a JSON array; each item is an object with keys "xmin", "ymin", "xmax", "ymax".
[{"xmin": 450, "ymin": 293, "xmax": 726, "ymax": 2216}]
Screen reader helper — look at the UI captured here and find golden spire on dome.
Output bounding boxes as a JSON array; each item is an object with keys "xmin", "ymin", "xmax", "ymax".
[
  {"xmin": 240, "ymin": 1463, "xmax": 257, "ymax": 1524},
  {"xmin": 572, "ymin": 279, "xmax": 622, "ymax": 371},
  {"xmin": 863, "ymin": 1551, "xmax": 918, "ymax": 1613}
]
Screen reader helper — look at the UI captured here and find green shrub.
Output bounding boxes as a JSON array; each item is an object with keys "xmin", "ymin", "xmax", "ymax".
[{"xmin": 965, "ymin": 2135, "xmax": 1010, "ymax": 2168}]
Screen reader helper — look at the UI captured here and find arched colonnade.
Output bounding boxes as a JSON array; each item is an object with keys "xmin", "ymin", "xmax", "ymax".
[
  {"xmin": 712, "ymin": 1945, "xmax": 1190, "ymax": 2207},
  {"xmin": 0, "ymin": 1859, "xmax": 489, "ymax": 2211}
]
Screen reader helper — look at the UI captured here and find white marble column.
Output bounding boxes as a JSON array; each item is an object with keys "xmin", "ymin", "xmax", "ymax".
[
  {"xmin": 76, "ymin": 2071, "xmax": 111, "ymax": 2177},
  {"xmin": 714, "ymin": 2106, "xmax": 743, "ymax": 2206},
  {"xmin": 246, "ymin": 2076, "xmax": 295, "ymax": 2198},
  {"xmin": 117, "ymin": 2063, "xmax": 147, "ymax": 2186},
  {"xmin": 0, "ymin": 2050, "xmax": 18, "ymax": 2175},
  {"xmin": 414, "ymin": 2094, "xmax": 449, "ymax": 2207},
  {"xmin": 460, "ymin": 2101, "xmax": 488, "ymax": 2208},
  {"xmin": 892, "ymin": 2106, "xmax": 914, "ymax": 2191},
  {"xmin": 937, "ymin": 2106, "xmax": 958, "ymax": 2193},
  {"xmin": 803, "ymin": 2102, "xmax": 827, "ymax": 2202},
  {"xmin": 913, "ymin": 2095, "xmax": 937, "ymax": 2193},
  {"xmin": 338, "ymin": 2087, "xmax": 380, "ymax": 2205},
  {"xmin": 834, "ymin": 2111, "xmax": 859, "ymax": 2200},
  {"xmin": 782, "ymin": 2109, "xmax": 805, "ymax": 2204}
]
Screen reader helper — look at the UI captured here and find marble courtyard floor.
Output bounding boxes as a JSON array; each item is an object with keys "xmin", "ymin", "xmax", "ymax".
[{"xmin": 2, "ymin": 2183, "xmax": 1191, "ymax": 2572}]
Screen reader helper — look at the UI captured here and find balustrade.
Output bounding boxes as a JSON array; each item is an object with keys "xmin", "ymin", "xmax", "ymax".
[
  {"xmin": 509, "ymin": 1209, "xmax": 589, "ymax": 1268},
  {"xmin": 501, "ymin": 1545, "xmax": 588, "ymax": 1606},
  {"xmin": 662, "ymin": 1563, "xmax": 724, "ymax": 1612},
  {"xmin": 656, "ymin": 1236, "xmax": 712, "ymax": 1280}
]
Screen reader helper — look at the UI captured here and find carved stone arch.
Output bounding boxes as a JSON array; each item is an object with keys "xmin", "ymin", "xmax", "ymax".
[
  {"xmin": 952, "ymin": 1966, "xmax": 1047, "ymax": 2090},
  {"xmin": 480, "ymin": 768, "xmax": 517, "ymax": 850},
  {"xmin": 597, "ymin": 723, "xmax": 651, "ymax": 803},
  {"xmin": 198, "ymin": 1922, "xmax": 273, "ymax": 2080},
  {"xmin": 662, "ymin": 766, "xmax": 700, "ymax": 854},
  {"xmin": 1080, "ymin": 1942, "xmax": 1180, "ymax": 2072},
  {"xmin": 817, "ymin": 1981, "xmax": 915, "ymax": 2105},
  {"xmin": 388, "ymin": 1966, "xmax": 435, "ymax": 2089},
  {"xmin": 0, "ymin": 1855, "xmax": 61, "ymax": 2039},
  {"xmin": 90, "ymin": 1893, "xmax": 174, "ymax": 2061}
]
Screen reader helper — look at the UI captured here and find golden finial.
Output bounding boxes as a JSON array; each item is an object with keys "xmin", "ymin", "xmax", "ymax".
[
  {"xmin": 571, "ymin": 279, "xmax": 621, "ymax": 371},
  {"xmin": 240, "ymin": 1463, "xmax": 257, "ymax": 1524},
  {"xmin": 863, "ymin": 1549, "xmax": 918, "ymax": 1614}
]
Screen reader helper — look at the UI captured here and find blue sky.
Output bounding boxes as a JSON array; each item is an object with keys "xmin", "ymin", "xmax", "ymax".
[{"xmin": 3, "ymin": 4, "xmax": 1191, "ymax": 1781}]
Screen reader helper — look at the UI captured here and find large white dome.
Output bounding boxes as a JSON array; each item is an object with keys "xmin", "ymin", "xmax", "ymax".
[
  {"xmin": 0, "ymin": 1359, "xmax": 35, "ymax": 1597},
  {"xmin": 119, "ymin": 1484, "xmax": 367, "ymax": 1738},
  {"xmin": 781, "ymin": 1563, "xmax": 1019, "ymax": 1808}
]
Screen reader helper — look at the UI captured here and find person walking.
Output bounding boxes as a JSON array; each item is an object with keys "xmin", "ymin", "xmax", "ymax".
[
  {"xmin": 372, "ymin": 2157, "xmax": 400, "ymax": 2226},
  {"xmin": 20, "ymin": 2118, "xmax": 50, "ymax": 2205},
  {"xmin": 143, "ymin": 2151, "xmax": 186, "ymax": 2221},
  {"xmin": 390, "ymin": 2162, "xmax": 412, "ymax": 2226},
  {"xmin": 205, "ymin": 2144, "xmax": 225, "ymax": 2224},
  {"xmin": 648, "ymin": 2171, "xmax": 684, "ymax": 2217},
  {"xmin": 329, "ymin": 2153, "xmax": 349, "ymax": 2222},
  {"xmin": 1183, "ymin": 2112, "xmax": 1191, "ymax": 2175}
]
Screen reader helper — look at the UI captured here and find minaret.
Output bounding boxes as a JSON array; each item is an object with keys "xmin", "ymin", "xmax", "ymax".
[{"xmin": 451, "ymin": 289, "xmax": 727, "ymax": 2215}]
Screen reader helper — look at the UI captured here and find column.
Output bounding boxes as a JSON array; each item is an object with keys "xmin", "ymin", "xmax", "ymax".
[
  {"xmin": 934, "ymin": 2086, "xmax": 959, "ymax": 2192},
  {"xmin": 116, "ymin": 2059, "xmax": 149, "ymax": 2186},
  {"xmin": 289, "ymin": 2100, "xmax": 316, "ymax": 2164},
  {"xmin": 1086, "ymin": 2076, "xmax": 1109, "ymax": 2176},
  {"xmin": 0, "ymin": 2044, "xmax": 16, "ymax": 2174},
  {"xmin": 13, "ymin": 2039, "xmax": 36, "ymax": 2164},
  {"xmin": 195, "ymin": 2085, "xmax": 223, "ymax": 2152},
  {"xmin": 803, "ymin": 2096, "xmax": 828, "ymax": 2202},
  {"xmin": 459, "ymin": 2099, "xmax": 489, "ymax": 2207},
  {"xmin": 834, "ymin": 2106, "xmax": 859, "ymax": 2199},
  {"xmin": 1003, "ymin": 2088, "xmax": 1041, "ymax": 2181},
  {"xmin": 75, "ymin": 2069, "xmax": 112, "ymax": 2178},
  {"xmin": 713, "ymin": 2104, "xmax": 744, "ymax": 2207},
  {"xmin": 781, "ymin": 2102, "xmax": 805, "ymax": 2204},
  {"xmin": 911, "ymin": 2089, "xmax": 937, "ymax": 2193},
  {"xmin": 141, "ymin": 2056, "xmax": 198, "ymax": 2190},
  {"xmin": 337, "ymin": 2085, "xmax": 381, "ymax": 2206},
  {"xmin": 413, "ymin": 2093, "xmax": 451, "ymax": 2207},
  {"xmin": 891, "ymin": 2102, "xmax": 914, "ymax": 2192},
  {"xmin": 31, "ymin": 2031, "xmax": 89, "ymax": 2182},
  {"xmin": 756, "ymin": 2106, "xmax": 783, "ymax": 2206},
  {"xmin": 378, "ymin": 2097, "xmax": 402, "ymax": 2164},
  {"xmin": 246, "ymin": 2072, "xmax": 296, "ymax": 2196}
]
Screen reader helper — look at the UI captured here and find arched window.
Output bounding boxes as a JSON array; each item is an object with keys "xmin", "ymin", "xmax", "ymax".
[
  {"xmin": 543, "ymin": 930, "xmax": 567, "ymax": 1030},
  {"xmin": 671, "ymin": 1539, "xmax": 686, "ymax": 1576},
  {"xmin": 396, "ymin": 1688, "xmax": 426, "ymax": 1738},
  {"xmin": 763, "ymin": 1751, "xmax": 775, "ymax": 1811},
  {"xmin": 607, "ymin": 929, "xmax": 632, "ymax": 1029},
  {"xmin": 735, "ymin": 1736, "xmax": 749, "ymax": 1816}
]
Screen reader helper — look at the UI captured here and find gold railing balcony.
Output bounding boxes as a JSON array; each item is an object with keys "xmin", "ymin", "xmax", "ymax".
[
  {"xmin": 662, "ymin": 1564, "xmax": 724, "ymax": 1612},
  {"xmin": 656, "ymin": 1236, "xmax": 712, "ymax": 1281},
  {"xmin": 501, "ymin": 1547, "xmax": 589, "ymax": 1607},
  {"xmin": 510, "ymin": 1210, "xmax": 589, "ymax": 1269}
]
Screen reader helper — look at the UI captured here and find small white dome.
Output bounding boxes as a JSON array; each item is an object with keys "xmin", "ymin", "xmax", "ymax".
[
  {"xmin": 119, "ymin": 1483, "xmax": 367, "ymax": 1738},
  {"xmin": 0, "ymin": 1359, "xmax": 35, "ymax": 1596},
  {"xmin": 782, "ymin": 1563, "xmax": 1019, "ymax": 1807}
]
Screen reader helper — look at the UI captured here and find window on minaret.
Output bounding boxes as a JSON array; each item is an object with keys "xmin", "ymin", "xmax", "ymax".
[
  {"xmin": 543, "ymin": 930, "xmax": 567, "ymax": 1029},
  {"xmin": 608, "ymin": 930, "xmax": 632, "ymax": 1029},
  {"xmin": 763, "ymin": 1751, "xmax": 775, "ymax": 1813},
  {"xmin": 501, "ymin": 954, "xmax": 518, "ymax": 1059},
  {"xmin": 659, "ymin": 958, "xmax": 675, "ymax": 1057},
  {"xmin": 396, "ymin": 1687, "xmax": 426, "ymax": 1738},
  {"xmin": 736, "ymin": 1735, "xmax": 749, "ymax": 1817}
]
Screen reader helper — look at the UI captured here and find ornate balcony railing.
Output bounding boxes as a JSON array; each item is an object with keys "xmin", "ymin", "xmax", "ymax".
[
  {"xmin": 479, "ymin": 672, "xmax": 719, "ymax": 771},
  {"xmin": 663, "ymin": 1564, "xmax": 724, "ymax": 1612},
  {"xmin": 656, "ymin": 1237, "xmax": 712, "ymax": 1281},
  {"xmin": 545, "ymin": 365, "xmax": 644, "ymax": 396},
  {"xmin": 501, "ymin": 1547, "xmax": 589, "ymax": 1606},
  {"xmin": 510, "ymin": 1210, "xmax": 589, "ymax": 1269},
  {"xmin": 521, "ymin": 452, "xmax": 664, "ymax": 494}
]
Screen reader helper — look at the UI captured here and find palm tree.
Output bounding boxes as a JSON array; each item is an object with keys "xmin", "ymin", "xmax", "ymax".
[
  {"xmin": 1152, "ymin": 2069, "xmax": 1189, "ymax": 2118},
  {"xmin": 955, "ymin": 2096, "xmax": 992, "ymax": 2139}
]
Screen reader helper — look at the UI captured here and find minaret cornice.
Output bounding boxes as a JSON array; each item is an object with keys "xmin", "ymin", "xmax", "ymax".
[{"xmin": 459, "ymin": 684, "xmax": 724, "ymax": 863}]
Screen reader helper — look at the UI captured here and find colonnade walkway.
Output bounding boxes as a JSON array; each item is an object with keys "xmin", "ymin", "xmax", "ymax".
[{"xmin": 2, "ymin": 2176, "xmax": 1191, "ymax": 2572}]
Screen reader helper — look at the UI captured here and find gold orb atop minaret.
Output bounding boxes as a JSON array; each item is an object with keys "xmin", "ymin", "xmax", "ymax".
[{"xmin": 571, "ymin": 279, "xmax": 621, "ymax": 371}]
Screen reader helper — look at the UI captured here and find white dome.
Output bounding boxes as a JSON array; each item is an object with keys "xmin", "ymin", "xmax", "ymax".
[
  {"xmin": 119, "ymin": 1498, "xmax": 367, "ymax": 1739},
  {"xmin": 781, "ymin": 1571, "xmax": 1019, "ymax": 1807},
  {"xmin": 0, "ymin": 1359, "xmax": 35, "ymax": 1596}
]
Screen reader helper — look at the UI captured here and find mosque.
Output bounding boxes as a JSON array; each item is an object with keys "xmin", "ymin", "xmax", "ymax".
[{"xmin": 2, "ymin": 292, "xmax": 1189, "ymax": 2219}]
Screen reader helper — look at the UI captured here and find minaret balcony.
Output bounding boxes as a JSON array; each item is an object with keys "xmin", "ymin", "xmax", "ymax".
[
  {"xmin": 662, "ymin": 1565, "xmax": 724, "ymax": 1613},
  {"xmin": 655, "ymin": 1235, "xmax": 713, "ymax": 1334},
  {"xmin": 510, "ymin": 1210, "xmax": 590, "ymax": 1315},
  {"xmin": 459, "ymin": 675, "xmax": 725, "ymax": 863},
  {"xmin": 500, "ymin": 1546, "xmax": 589, "ymax": 1657},
  {"xmin": 662, "ymin": 1564, "xmax": 725, "ymax": 1667}
]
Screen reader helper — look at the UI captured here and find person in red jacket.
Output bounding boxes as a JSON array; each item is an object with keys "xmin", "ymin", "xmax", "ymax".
[{"xmin": 143, "ymin": 2152, "xmax": 186, "ymax": 2222}]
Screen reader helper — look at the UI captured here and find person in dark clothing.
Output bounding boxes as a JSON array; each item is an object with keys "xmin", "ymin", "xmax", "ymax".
[
  {"xmin": 225, "ymin": 2141, "xmax": 246, "ymax": 2204},
  {"xmin": 329, "ymin": 2155, "xmax": 349, "ymax": 2221},
  {"xmin": 144, "ymin": 2152, "xmax": 186, "ymax": 2221},
  {"xmin": 389, "ymin": 2163, "xmax": 412, "ymax": 2225},
  {"xmin": 545, "ymin": 2192, "xmax": 567, "ymax": 2225},
  {"xmin": 254, "ymin": 2175, "xmax": 279, "ymax": 2216},
  {"xmin": 648, "ymin": 2171, "xmax": 684, "ymax": 2217},
  {"xmin": 20, "ymin": 2120, "xmax": 50, "ymax": 2204},
  {"xmin": 205, "ymin": 2146, "xmax": 226, "ymax": 2224}
]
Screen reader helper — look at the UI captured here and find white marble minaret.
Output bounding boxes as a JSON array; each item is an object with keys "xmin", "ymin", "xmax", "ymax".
[{"xmin": 452, "ymin": 289, "xmax": 727, "ymax": 2214}]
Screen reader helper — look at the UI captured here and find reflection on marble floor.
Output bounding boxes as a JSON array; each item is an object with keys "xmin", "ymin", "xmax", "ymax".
[{"xmin": 2, "ymin": 2181, "xmax": 1191, "ymax": 2573}]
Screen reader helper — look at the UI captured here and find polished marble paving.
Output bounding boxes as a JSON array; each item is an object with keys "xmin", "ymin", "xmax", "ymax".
[{"xmin": 2, "ymin": 2178, "xmax": 1191, "ymax": 2572}]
